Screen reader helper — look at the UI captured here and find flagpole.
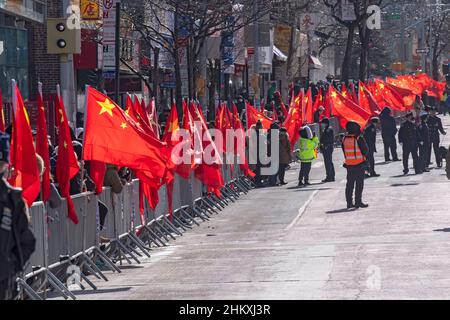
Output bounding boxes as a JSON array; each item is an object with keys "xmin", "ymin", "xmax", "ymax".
[
  {"xmin": 11, "ymin": 79, "xmax": 17, "ymax": 116},
  {"xmin": 37, "ymin": 82, "xmax": 49, "ymax": 298},
  {"xmin": 82, "ymin": 85, "xmax": 89, "ymax": 152}
]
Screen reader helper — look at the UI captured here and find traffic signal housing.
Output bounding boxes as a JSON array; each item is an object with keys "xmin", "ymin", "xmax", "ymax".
[{"xmin": 47, "ymin": 18, "xmax": 81, "ymax": 54}]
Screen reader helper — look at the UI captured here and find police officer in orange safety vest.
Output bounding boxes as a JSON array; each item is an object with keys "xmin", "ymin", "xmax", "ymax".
[{"xmin": 342, "ymin": 121, "xmax": 370, "ymax": 209}]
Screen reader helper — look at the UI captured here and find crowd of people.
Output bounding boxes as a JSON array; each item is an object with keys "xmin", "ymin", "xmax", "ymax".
[{"xmin": 247, "ymin": 97, "xmax": 448, "ymax": 209}]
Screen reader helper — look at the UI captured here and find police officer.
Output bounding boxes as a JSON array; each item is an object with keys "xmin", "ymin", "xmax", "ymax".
[
  {"xmin": 379, "ymin": 107, "xmax": 400, "ymax": 162},
  {"xmin": 319, "ymin": 117, "xmax": 335, "ymax": 182},
  {"xmin": 363, "ymin": 117, "xmax": 381, "ymax": 178},
  {"xmin": 418, "ymin": 112, "xmax": 431, "ymax": 172},
  {"xmin": 342, "ymin": 121, "xmax": 369, "ymax": 209},
  {"xmin": 427, "ymin": 106, "xmax": 446, "ymax": 168},
  {"xmin": 0, "ymin": 133, "xmax": 36, "ymax": 300},
  {"xmin": 398, "ymin": 112, "xmax": 422, "ymax": 175}
]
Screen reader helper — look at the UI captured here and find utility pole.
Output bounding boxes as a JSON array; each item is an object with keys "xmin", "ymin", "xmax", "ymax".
[
  {"xmin": 60, "ymin": 0, "xmax": 77, "ymax": 126},
  {"xmin": 114, "ymin": 2, "xmax": 121, "ymax": 104},
  {"xmin": 253, "ymin": 0, "xmax": 260, "ymax": 109}
]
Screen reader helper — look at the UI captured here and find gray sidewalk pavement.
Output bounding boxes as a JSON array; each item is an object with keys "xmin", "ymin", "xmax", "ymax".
[{"xmin": 55, "ymin": 116, "xmax": 450, "ymax": 300}]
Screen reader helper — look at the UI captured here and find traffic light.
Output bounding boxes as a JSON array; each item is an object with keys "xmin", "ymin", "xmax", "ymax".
[{"xmin": 47, "ymin": 18, "xmax": 81, "ymax": 54}]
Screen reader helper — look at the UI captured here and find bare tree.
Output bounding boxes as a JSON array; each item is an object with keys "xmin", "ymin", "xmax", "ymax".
[
  {"xmin": 323, "ymin": 0, "xmax": 383, "ymax": 82},
  {"xmin": 121, "ymin": 0, "xmax": 273, "ymax": 115}
]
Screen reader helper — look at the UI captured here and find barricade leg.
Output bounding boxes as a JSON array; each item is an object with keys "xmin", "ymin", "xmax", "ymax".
[
  {"xmin": 171, "ymin": 214, "xmax": 191, "ymax": 230},
  {"xmin": 16, "ymin": 278, "xmax": 43, "ymax": 300},
  {"xmin": 81, "ymin": 252, "xmax": 108, "ymax": 281},
  {"xmin": 126, "ymin": 233, "xmax": 151, "ymax": 258},
  {"xmin": 180, "ymin": 207, "xmax": 200, "ymax": 226},
  {"xmin": 79, "ymin": 272, "xmax": 97, "ymax": 290},
  {"xmin": 201, "ymin": 198, "xmax": 220, "ymax": 214},
  {"xmin": 46, "ymin": 270, "xmax": 76, "ymax": 300},
  {"xmin": 161, "ymin": 216, "xmax": 183, "ymax": 236},
  {"xmin": 152, "ymin": 222, "xmax": 171, "ymax": 242},
  {"xmin": 143, "ymin": 225, "xmax": 167, "ymax": 247},
  {"xmin": 92, "ymin": 247, "xmax": 122, "ymax": 273}
]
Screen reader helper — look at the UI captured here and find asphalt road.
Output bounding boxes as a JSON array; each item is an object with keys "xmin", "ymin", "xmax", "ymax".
[{"xmin": 63, "ymin": 116, "xmax": 450, "ymax": 300}]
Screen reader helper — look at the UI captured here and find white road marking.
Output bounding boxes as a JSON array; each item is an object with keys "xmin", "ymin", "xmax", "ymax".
[{"xmin": 285, "ymin": 190, "xmax": 319, "ymax": 231}]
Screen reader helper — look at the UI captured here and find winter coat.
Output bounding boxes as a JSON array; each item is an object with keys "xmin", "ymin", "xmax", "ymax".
[{"xmin": 279, "ymin": 131, "xmax": 292, "ymax": 165}]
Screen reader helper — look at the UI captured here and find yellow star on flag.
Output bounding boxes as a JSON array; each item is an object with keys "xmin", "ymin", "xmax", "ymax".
[
  {"xmin": 59, "ymin": 109, "xmax": 64, "ymax": 123},
  {"xmin": 63, "ymin": 141, "xmax": 68, "ymax": 149},
  {"xmin": 120, "ymin": 122, "xmax": 127, "ymax": 129},
  {"xmin": 98, "ymin": 98, "xmax": 116, "ymax": 117},
  {"xmin": 331, "ymin": 91, "xmax": 337, "ymax": 98},
  {"xmin": 379, "ymin": 83, "xmax": 384, "ymax": 89},
  {"xmin": 342, "ymin": 92, "xmax": 347, "ymax": 97}
]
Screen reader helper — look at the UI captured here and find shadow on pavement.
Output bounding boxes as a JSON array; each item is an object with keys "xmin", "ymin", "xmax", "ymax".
[
  {"xmin": 376, "ymin": 161, "xmax": 393, "ymax": 166},
  {"xmin": 434, "ymin": 228, "xmax": 450, "ymax": 232},
  {"xmin": 286, "ymin": 183, "xmax": 326, "ymax": 190},
  {"xmin": 326, "ymin": 208, "xmax": 356, "ymax": 214},
  {"xmin": 390, "ymin": 183, "xmax": 419, "ymax": 187},
  {"xmin": 293, "ymin": 187, "xmax": 332, "ymax": 192},
  {"xmin": 67, "ymin": 287, "xmax": 133, "ymax": 296},
  {"xmin": 118, "ymin": 265, "xmax": 145, "ymax": 270}
]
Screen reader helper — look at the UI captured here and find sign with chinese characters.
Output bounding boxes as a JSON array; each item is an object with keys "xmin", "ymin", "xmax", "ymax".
[
  {"xmin": 102, "ymin": 0, "xmax": 117, "ymax": 71},
  {"xmin": 81, "ymin": 0, "xmax": 100, "ymax": 20},
  {"xmin": 299, "ymin": 14, "xmax": 318, "ymax": 32}
]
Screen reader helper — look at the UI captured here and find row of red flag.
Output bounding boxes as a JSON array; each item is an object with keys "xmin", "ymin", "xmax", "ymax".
[
  {"xmin": 245, "ymin": 73, "xmax": 447, "ymax": 149},
  {"xmin": 6, "ymin": 84, "xmax": 256, "ymax": 225},
  {"xmin": 4, "ymin": 73, "xmax": 446, "ymax": 224}
]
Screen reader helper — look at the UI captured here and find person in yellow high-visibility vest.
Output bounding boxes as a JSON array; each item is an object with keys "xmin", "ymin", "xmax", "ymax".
[{"xmin": 298, "ymin": 125, "xmax": 319, "ymax": 187}]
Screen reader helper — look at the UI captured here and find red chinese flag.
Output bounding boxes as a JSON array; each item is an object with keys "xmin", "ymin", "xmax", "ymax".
[
  {"xmin": 396, "ymin": 75, "xmax": 425, "ymax": 95},
  {"xmin": 283, "ymin": 98, "xmax": 302, "ymax": 149},
  {"xmin": 349, "ymin": 82, "xmax": 359, "ymax": 104},
  {"xmin": 89, "ymin": 160, "xmax": 106, "ymax": 195},
  {"xmin": 163, "ymin": 103, "xmax": 190, "ymax": 179},
  {"xmin": 0, "ymin": 90, "xmax": 5, "ymax": 132},
  {"xmin": 177, "ymin": 100, "xmax": 197, "ymax": 178},
  {"xmin": 312, "ymin": 88, "xmax": 323, "ymax": 113},
  {"xmin": 359, "ymin": 81, "xmax": 380, "ymax": 116},
  {"xmin": 82, "ymin": 87, "xmax": 170, "ymax": 185},
  {"xmin": 374, "ymin": 79, "xmax": 406, "ymax": 111},
  {"xmin": 303, "ymin": 88, "xmax": 313, "ymax": 124},
  {"xmin": 9, "ymin": 84, "xmax": 40, "ymax": 207},
  {"xmin": 139, "ymin": 179, "xmax": 159, "ymax": 212},
  {"xmin": 55, "ymin": 93, "xmax": 80, "ymax": 224},
  {"xmin": 329, "ymin": 86, "xmax": 371, "ymax": 130},
  {"xmin": 232, "ymin": 103, "xmax": 255, "ymax": 178},
  {"xmin": 166, "ymin": 179, "xmax": 174, "ymax": 219},
  {"xmin": 385, "ymin": 78, "xmax": 416, "ymax": 107},
  {"xmin": 35, "ymin": 86, "xmax": 51, "ymax": 202},
  {"xmin": 125, "ymin": 95, "xmax": 138, "ymax": 121},
  {"xmin": 415, "ymin": 74, "xmax": 446, "ymax": 99},
  {"xmin": 139, "ymin": 98, "xmax": 151, "ymax": 127},
  {"xmin": 190, "ymin": 104, "xmax": 224, "ymax": 195},
  {"xmin": 323, "ymin": 88, "xmax": 332, "ymax": 118},
  {"xmin": 341, "ymin": 83, "xmax": 350, "ymax": 99},
  {"xmin": 246, "ymin": 102, "xmax": 272, "ymax": 129}
]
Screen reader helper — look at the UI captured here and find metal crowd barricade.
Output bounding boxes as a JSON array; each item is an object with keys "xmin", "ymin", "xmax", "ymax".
[{"xmin": 19, "ymin": 159, "xmax": 255, "ymax": 300}]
